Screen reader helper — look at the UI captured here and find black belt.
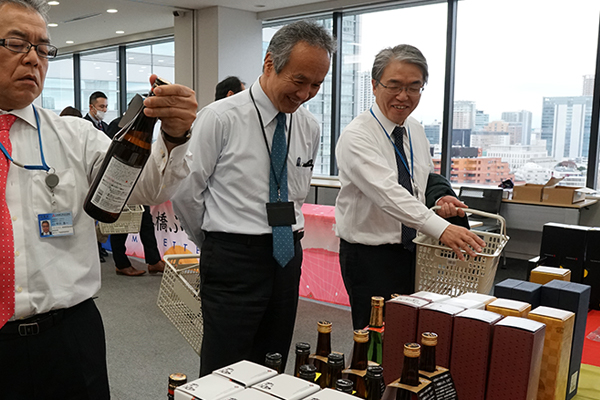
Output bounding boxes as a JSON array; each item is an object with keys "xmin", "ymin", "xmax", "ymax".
[
  {"xmin": 0, "ymin": 298, "xmax": 91, "ymax": 337},
  {"xmin": 205, "ymin": 230, "xmax": 304, "ymax": 246}
]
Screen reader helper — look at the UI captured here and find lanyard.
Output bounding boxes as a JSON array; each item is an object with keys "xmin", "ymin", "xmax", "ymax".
[
  {"xmin": 249, "ymin": 86, "xmax": 293, "ymax": 200},
  {"xmin": 370, "ymin": 107, "xmax": 414, "ymax": 181},
  {"xmin": 0, "ymin": 105, "xmax": 51, "ymax": 172}
]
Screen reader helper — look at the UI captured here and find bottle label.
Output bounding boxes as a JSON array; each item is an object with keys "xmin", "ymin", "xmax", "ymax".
[{"xmin": 91, "ymin": 156, "xmax": 142, "ymax": 213}]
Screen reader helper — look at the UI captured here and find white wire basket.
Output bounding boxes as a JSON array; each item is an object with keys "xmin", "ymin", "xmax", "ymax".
[
  {"xmin": 414, "ymin": 208, "xmax": 509, "ymax": 297},
  {"xmin": 97, "ymin": 205, "xmax": 144, "ymax": 235},
  {"xmin": 157, "ymin": 254, "xmax": 203, "ymax": 355}
]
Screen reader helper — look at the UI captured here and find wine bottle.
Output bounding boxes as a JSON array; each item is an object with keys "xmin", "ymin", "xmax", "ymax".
[
  {"xmin": 419, "ymin": 332, "xmax": 437, "ymax": 373},
  {"xmin": 347, "ymin": 329, "xmax": 369, "ymax": 398},
  {"xmin": 294, "ymin": 342, "xmax": 311, "ymax": 377},
  {"xmin": 335, "ymin": 379, "xmax": 354, "ymax": 394},
  {"xmin": 265, "ymin": 352, "xmax": 283, "ymax": 373},
  {"xmin": 299, "ymin": 364, "xmax": 317, "ymax": 383},
  {"xmin": 323, "ymin": 353, "xmax": 344, "ymax": 389},
  {"xmin": 313, "ymin": 320, "xmax": 332, "ymax": 373},
  {"xmin": 83, "ymin": 78, "xmax": 169, "ymax": 223},
  {"xmin": 367, "ymin": 296, "xmax": 384, "ymax": 365},
  {"xmin": 396, "ymin": 343, "xmax": 421, "ymax": 400},
  {"xmin": 364, "ymin": 365, "xmax": 384, "ymax": 400},
  {"xmin": 167, "ymin": 373, "xmax": 187, "ymax": 400}
]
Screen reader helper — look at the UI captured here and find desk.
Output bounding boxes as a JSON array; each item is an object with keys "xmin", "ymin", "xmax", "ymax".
[
  {"xmin": 300, "ymin": 204, "xmax": 349, "ymax": 306},
  {"xmin": 499, "ymin": 199, "xmax": 598, "ymax": 259}
]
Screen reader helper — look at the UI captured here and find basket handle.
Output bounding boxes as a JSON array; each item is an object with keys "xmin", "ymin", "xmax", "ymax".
[{"xmin": 431, "ymin": 205, "xmax": 508, "ymax": 239}]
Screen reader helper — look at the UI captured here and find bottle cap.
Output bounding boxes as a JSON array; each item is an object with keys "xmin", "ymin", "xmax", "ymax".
[
  {"xmin": 391, "ymin": 293, "xmax": 401, "ymax": 298},
  {"xmin": 168, "ymin": 373, "xmax": 187, "ymax": 386},
  {"xmin": 421, "ymin": 332, "xmax": 438, "ymax": 346},
  {"xmin": 371, "ymin": 296, "xmax": 384, "ymax": 307},
  {"xmin": 295, "ymin": 342, "xmax": 311, "ymax": 354},
  {"xmin": 365, "ymin": 365, "xmax": 384, "ymax": 379},
  {"xmin": 403, "ymin": 343, "xmax": 421, "ymax": 358},
  {"xmin": 318, "ymin": 320, "xmax": 332, "ymax": 333},
  {"xmin": 266, "ymin": 352, "xmax": 282, "ymax": 363},
  {"xmin": 353, "ymin": 329, "xmax": 369, "ymax": 343},
  {"xmin": 299, "ymin": 364, "xmax": 317, "ymax": 374},
  {"xmin": 335, "ymin": 379, "xmax": 354, "ymax": 393},
  {"xmin": 327, "ymin": 352, "xmax": 344, "ymax": 367}
]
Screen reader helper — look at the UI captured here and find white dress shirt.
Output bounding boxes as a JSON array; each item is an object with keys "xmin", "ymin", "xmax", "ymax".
[
  {"xmin": 1, "ymin": 105, "xmax": 190, "ymax": 320},
  {"xmin": 172, "ymin": 78, "xmax": 320, "ymax": 246},
  {"xmin": 335, "ymin": 103, "xmax": 449, "ymax": 246}
]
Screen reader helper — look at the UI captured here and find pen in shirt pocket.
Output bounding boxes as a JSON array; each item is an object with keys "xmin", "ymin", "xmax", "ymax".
[{"xmin": 296, "ymin": 157, "xmax": 314, "ymax": 168}]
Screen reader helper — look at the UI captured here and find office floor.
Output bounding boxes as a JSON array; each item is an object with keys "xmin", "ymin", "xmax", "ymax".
[{"xmin": 95, "ymin": 254, "xmax": 530, "ymax": 399}]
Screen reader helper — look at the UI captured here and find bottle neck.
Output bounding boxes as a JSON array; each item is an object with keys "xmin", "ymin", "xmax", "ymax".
[
  {"xmin": 316, "ymin": 332, "xmax": 331, "ymax": 356},
  {"xmin": 350, "ymin": 340, "xmax": 368, "ymax": 370},
  {"xmin": 400, "ymin": 356, "xmax": 420, "ymax": 386},
  {"xmin": 419, "ymin": 344, "xmax": 436, "ymax": 373},
  {"xmin": 369, "ymin": 306, "xmax": 383, "ymax": 328}
]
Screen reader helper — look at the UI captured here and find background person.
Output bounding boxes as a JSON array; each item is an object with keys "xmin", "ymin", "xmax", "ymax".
[
  {"xmin": 83, "ymin": 91, "xmax": 109, "ymax": 132},
  {"xmin": 215, "ymin": 76, "xmax": 245, "ymax": 101}
]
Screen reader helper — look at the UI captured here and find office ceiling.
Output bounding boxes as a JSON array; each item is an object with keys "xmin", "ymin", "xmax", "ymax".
[{"xmin": 44, "ymin": 0, "xmax": 328, "ymax": 50}]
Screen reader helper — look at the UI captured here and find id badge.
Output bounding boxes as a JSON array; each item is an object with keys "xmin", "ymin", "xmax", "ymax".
[
  {"xmin": 266, "ymin": 201, "xmax": 296, "ymax": 226},
  {"xmin": 38, "ymin": 212, "xmax": 75, "ymax": 238}
]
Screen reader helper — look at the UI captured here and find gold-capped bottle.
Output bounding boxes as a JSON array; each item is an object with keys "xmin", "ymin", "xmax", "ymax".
[
  {"xmin": 167, "ymin": 373, "xmax": 187, "ymax": 400},
  {"xmin": 348, "ymin": 329, "xmax": 369, "ymax": 398},
  {"xmin": 396, "ymin": 343, "xmax": 421, "ymax": 400},
  {"xmin": 419, "ymin": 332, "xmax": 438, "ymax": 373},
  {"xmin": 314, "ymin": 320, "xmax": 332, "ymax": 373},
  {"xmin": 367, "ymin": 296, "xmax": 384, "ymax": 365},
  {"xmin": 294, "ymin": 342, "xmax": 311, "ymax": 377},
  {"xmin": 84, "ymin": 78, "xmax": 169, "ymax": 223}
]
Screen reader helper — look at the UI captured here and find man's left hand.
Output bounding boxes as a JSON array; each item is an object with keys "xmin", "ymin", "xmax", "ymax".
[
  {"xmin": 436, "ymin": 195, "xmax": 467, "ymax": 218},
  {"xmin": 142, "ymin": 74, "xmax": 198, "ymax": 138}
]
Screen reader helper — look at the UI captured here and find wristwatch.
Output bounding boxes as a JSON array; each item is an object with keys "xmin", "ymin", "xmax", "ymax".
[{"xmin": 162, "ymin": 129, "xmax": 191, "ymax": 145}]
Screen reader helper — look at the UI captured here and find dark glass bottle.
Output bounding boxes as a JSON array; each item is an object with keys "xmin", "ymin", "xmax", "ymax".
[
  {"xmin": 396, "ymin": 343, "xmax": 421, "ymax": 400},
  {"xmin": 265, "ymin": 352, "xmax": 283, "ymax": 373},
  {"xmin": 294, "ymin": 342, "xmax": 311, "ymax": 377},
  {"xmin": 336, "ymin": 379, "xmax": 354, "ymax": 394},
  {"xmin": 168, "ymin": 373, "xmax": 187, "ymax": 400},
  {"xmin": 323, "ymin": 353, "xmax": 344, "ymax": 389},
  {"xmin": 83, "ymin": 78, "xmax": 169, "ymax": 223},
  {"xmin": 299, "ymin": 364, "xmax": 317, "ymax": 383},
  {"xmin": 348, "ymin": 329, "xmax": 369, "ymax": 398},
  {"xmin": 367, "ymin": 296, "xmax": 384, "ymax": 365},
  {"xmin": 419, "ymin": 332, "xmax": 438, "ymax": 373},
  {"xmin": 364, "ymin": 365, "xmax": 384, "ymax": 400},
  {"xmin": 314, "ymin": 320, "xmax": 332, "ymax": 373}
]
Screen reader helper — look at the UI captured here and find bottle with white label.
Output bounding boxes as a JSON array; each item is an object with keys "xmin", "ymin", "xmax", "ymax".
[{"xmin": 83, "ymin": 78, "xmax": 168, "ymax": 223}]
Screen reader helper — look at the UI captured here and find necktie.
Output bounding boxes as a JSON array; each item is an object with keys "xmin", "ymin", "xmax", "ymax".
[
  {"xmin": 391, "ymin": 126, "xmax": 416, "ymax": 251},
  {"xmin": 269, "ymin": 112, "xmax": 294, "ymax": 267},
  {"xmin": 0, "ymin": 114, "xmax": 16, "ymax": 328}
]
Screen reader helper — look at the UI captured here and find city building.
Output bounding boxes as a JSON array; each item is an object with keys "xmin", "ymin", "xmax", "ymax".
[
  {"xmin": 475, "ymin": 109, "xmax": 489, "ymax": 131},
  {"xmin": 501, "ymin": 110, "xmax": 533, "ymax": 145},
  {"xmin": 433, "ymin": 157, "xmax": 513, "ymax": 185},
  {"xmin": 486, "ymin": 143, "xmax": 549, "ymax": 171},
  {"xmin": 424, "ymin": 121, "xmax": 442, "ymax": 145},
  {"xmin": 470, "ymin": 131, "xmax": 510, "ymax": 150},
  {"xmin": 453, "ymin": 100, "xmax": 476, "ymax": 129},
  {"xmin": 583, "ymin": 74, "xmax": 595, "ymax": 96}
]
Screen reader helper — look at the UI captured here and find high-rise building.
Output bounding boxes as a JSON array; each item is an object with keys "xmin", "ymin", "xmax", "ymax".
[
  {"xmin": 583, "ymin": 74, "xmax": 595, "ymax": 96},
  {"xmin": 485, "ymin": 120, "xmax": 509, "ymax": 132},
  {"xmin": 541, "ymin": 96, "xmax": 593, "ymax": 160},
  {"xmin": 475, "ymin": 110, "xmax": 489, "ymax": 131},
  {"xmin": 424, "ymin": 121, "xmax": 441, "ymax": 145},
  {"xmin": 453, "ymin": 100, "xmax": 476, "ymax": 129},
  {"xmin": 432, "ymin": 157, "xmax": 513, "ymax": 185},
  {"xmin": 501, "ymin": 110, "xmax": 533, "ymax": 145},
  {"xmin": 486, "ymin": 143, "xmax": 548, "ymax": 171},
  {"xmin": 357, "ymin": 70, "xmax": 375, "ymax": 114}
]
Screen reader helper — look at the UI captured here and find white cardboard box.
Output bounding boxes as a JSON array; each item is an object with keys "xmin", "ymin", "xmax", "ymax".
[
  {"xmin": 221, "ymin": 388, "xmax": 280, "ymax": 400},
  {"xmin": 252, "ymin": 374, "xmax": 320, "ymax": 400},
  {"xmin": 301, "ymin": 388, "xmax": 354, "ymax": 400},
  {"xmin": 213, "ymin": 360, "xmax": 278, "ymax": 387},
  {"xmin": 441, "ymin": 297, "xmax": 486, "ymax": 310},
  {"xmin": 456, "ymin": 293, "xmax": 497, "ymax": 306},
  {"xmin": 175, "ymin": 374, "xmax": 244, "ymax": 400}
]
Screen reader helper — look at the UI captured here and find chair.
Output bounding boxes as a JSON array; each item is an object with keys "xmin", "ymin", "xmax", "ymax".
[{"xmin": 458, "ymin": 186, "xmax": 504, "ymax": 233}]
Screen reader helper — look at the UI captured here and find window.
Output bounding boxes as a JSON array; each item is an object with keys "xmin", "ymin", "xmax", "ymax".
[
  {"xmin": 80, "ymin": 48, "xmax": 120, "ymax": 123},
  {"xmin": 42, "ymin": 56, "xmax": 74, "ymax": 115},
  {"xmin": 126, "ymin": 40, "xmax": 175, "ymax": 105}
]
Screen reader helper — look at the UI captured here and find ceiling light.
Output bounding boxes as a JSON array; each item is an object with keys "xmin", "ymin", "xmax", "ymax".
[
  {"xmin": 107, "ymin": 9, "xmax": 118, "ymax": 13},
  {"xmin": 116, "ymin": 30, "xmax": 124, "ymax": 34},
  {"xmin": 158, "ymin": 60, "xmax": 164, "ymax": 62},
  {"xmin": 48, "ymin": 23, "xmax": 58, "ymax": 27},
  {"xmin": 48, "ymin": 1, "xmax": 60, "ymax": 5},
  {"xmin": 128, "ymin": 57, "xmax": 134, "ymax": 60},
  {"xmin": 66, "ymin": 40, "xmax": 74, "ymax": 44}
]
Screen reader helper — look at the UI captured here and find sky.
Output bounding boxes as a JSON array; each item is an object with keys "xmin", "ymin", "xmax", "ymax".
[{"xmin": 354, "ymin": 0, "xmax": 600, "ymax": 129}]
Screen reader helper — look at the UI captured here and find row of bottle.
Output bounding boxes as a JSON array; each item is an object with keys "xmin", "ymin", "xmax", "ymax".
[{"xmin": 396, "ymin": 332, "xmax": 438, "ymax": 400}]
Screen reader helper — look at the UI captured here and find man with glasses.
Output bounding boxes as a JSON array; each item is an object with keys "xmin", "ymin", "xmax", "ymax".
[
  {"xmin": 84, "ymin": 91, "xmax": 109, "ymax": 132},
  {"xmin": 0, "ymin": 0, "xmax": 197, "ymax": 398},
  {"xmin": 335, "ymin": 45, "xmax": 485, "ymax": 329}
]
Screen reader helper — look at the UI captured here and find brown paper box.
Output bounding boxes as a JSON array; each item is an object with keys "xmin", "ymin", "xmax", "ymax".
[
  {"xmin": 486, "ymin": 317, "xmax": 546, "ymax": 400},
  {"xmin": 542, "ymin": 186, "xmax": 585, "ymax": 205},
  {"xmin": 486, "ymin": 298, "xmax": 532, "ymax": 318},
  {"xmin": 450, "ymin": 309, "xmax": 503, "ymax": 400},
  {"xmin": 416, "ymin": 303, "xmax": 465, "ymax": 368},
  {"xmin": 530, "ymin": 266, "xmax": 572, "ymax": 285}
]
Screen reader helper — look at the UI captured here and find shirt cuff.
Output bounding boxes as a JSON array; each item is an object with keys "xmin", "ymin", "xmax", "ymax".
[{"xmin": 419, "ymin": 211, "xmax": 450, "ymax": 240}]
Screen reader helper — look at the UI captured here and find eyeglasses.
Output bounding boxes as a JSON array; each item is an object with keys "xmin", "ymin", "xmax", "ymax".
[
  {"xmin": 376, "ymin": 80, "xmax": 424, "ymax": 96},
  {"xmin": 0, "ymin": 38, "xmax": 58, "ymax": 59}
]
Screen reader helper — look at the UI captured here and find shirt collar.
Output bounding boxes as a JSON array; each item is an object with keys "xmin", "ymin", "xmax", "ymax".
[
  {"xmin": 0, "ymin": 105, "xmax": 37, "ymax": 129},
  {"xmin": 372, "ymin": 102, "xmax": 407, "ymax": 133},
  {"xmin": 252, "ymin": 77, "xmax": 284, "ymax": 127}
]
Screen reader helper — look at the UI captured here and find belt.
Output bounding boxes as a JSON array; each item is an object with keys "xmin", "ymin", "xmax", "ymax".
[
  {"xmin": 206, "ymin": 230, "xmax": 304, "ymax": 246},
  {"xmin": 0, "ymin": 298, "xmax": 91, "ymax": 337}
]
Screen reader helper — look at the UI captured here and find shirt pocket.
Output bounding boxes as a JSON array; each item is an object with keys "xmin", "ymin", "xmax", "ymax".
[
  {"xmin": 31, "ymin": 168, "xmax": 80, "ymax": 219},
  {"xmin": 288, "ymin": 165, "xmax": 313, "ymax": 202}
]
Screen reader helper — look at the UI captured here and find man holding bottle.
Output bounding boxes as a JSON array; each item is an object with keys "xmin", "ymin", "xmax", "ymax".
[
  {"xmin": 335, "ymin": 45, "xmax": 486, "ymax": 329},
  {"xmin": 173, "ymin": 21, "xmax": 336, "ymax": 376},
  {"xmin": 0, "ymin": 0, "xmax": 197, "ymax": 398}
]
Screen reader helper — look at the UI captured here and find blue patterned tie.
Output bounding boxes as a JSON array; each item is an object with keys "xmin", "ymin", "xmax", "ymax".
[
  {"xmin": 392, "ymin": 126, "xmax": 416, "ymax": 251},
  {"xmin": 270, "ymin": 113, "xmax": 295, "ymax": 267}
]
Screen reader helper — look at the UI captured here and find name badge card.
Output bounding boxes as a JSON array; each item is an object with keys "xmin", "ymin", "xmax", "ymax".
[{"xmin": 38, "ymin": 212, "xmax": 75, "ymax": 238}]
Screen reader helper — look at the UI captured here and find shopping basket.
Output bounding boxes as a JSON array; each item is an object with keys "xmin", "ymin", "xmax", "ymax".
[
  {"xmin": 97, "ymin": 205, "xmax": 144, "ymax": 235},
  {"xmin": 157, "ymin": 254, "xmax": 203, "ymax": 355},
  {"xmin": 414, "ymin": 207, "xmax": 509, "ymax": 296}
]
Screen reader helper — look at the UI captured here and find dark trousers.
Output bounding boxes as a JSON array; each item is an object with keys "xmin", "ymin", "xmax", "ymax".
[
  {"xmin": 199, "ymin": 233, "xmax": 303, "ymax": 376},
  {"xmin": 339, "ymin": 239, "xmax": 415, "ymax": 330},
  {"xmin": 0, "ymin": 298, "xmax": 110, "ymax": 399},
  {"xmin": 111, "ymin": 206, "xmax": 161, "ymax": 268}
]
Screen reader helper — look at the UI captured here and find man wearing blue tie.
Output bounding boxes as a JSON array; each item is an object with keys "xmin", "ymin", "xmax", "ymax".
[
  {"xmin": 335, "ymin": 45, "xmax": 486, "ymax": 329},
  {"xmin": 173, "ymin": 21, "xmax": 336, "ymax": 376}
]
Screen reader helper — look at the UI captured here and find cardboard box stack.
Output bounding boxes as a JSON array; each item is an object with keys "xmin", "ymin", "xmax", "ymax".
[
  {"xmin": 175, "ymin": 374, "xmax": 244, "ymax": 400},
  {"xmin": 416, "ymin": 302, "xmax": 465, "ymax": 368},
  {"xmin": 539, "ymin": 223, "xmax": 588, "ymax": 283}
]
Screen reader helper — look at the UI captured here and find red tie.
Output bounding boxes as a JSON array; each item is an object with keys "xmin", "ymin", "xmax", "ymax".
[{"xmin": 0, "ymin": 114, "xmax": 16, "ymax": 328}]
